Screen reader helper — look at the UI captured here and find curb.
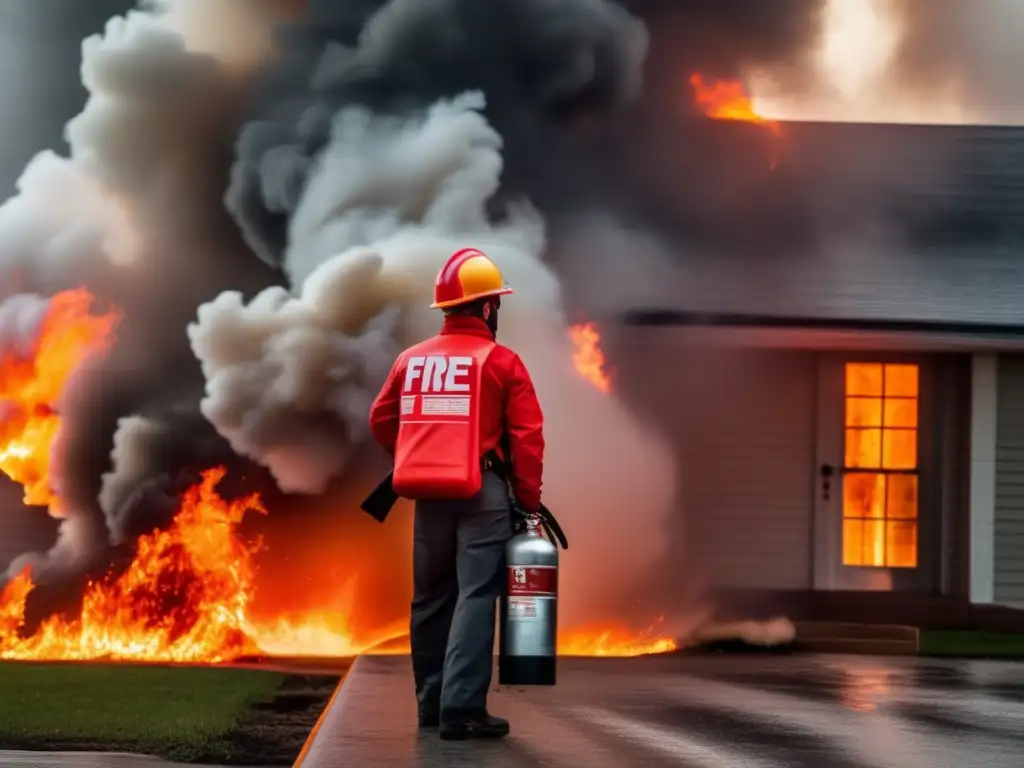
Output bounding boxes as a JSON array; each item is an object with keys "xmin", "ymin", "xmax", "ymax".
[
  {"xmin": 292, "ymin": 656, "xmax": 364, "ymax": 768},
  {"xmin": 793, "ymin": 622, "xmax": 920, "ymax": 656}
]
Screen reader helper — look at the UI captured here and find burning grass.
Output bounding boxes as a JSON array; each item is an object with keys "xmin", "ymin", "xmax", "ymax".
[{"xmin": 0, "ymin": 663, "xmax": 342, "ymax": 764}]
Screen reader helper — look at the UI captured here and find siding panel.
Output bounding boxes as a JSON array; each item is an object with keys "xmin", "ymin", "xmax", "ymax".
[
  {"xmin": 617, "ymin": 339, "xmax": 816, "ymax": 589},
  {"xmin": 994, "ymin": 354, "xmax": 1024, "ymax": 604}
]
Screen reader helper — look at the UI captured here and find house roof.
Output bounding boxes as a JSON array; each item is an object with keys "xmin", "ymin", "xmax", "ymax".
[{"xmin": 625, "ymin": 121, "xmax": 1024, "ymax": 330}]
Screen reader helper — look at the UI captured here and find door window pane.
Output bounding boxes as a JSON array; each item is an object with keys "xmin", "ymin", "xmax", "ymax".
[
  {"xmin": 882, "ymin": 429, "xmax": 917, "ymax": 469},
  {"xmin": 845, "ymin": 428, "xmax": 882, "ymax": 468},
  {"xmin": 883, "ymin": 398, "xmax": 918, "ymax": 428},
  {"xmin": 884, "ymin": 365, "xmax": 919, "ymax": 397},
  {"xmin": 846, "ymin": 363, "xmax": 883, "ymax": 396},
  {"xmin": 886, "ymin": 475, "xmax": 918, "ymax": 520},
  {"xmin": 844, "ymin": 473, "xmax": 886, "ymax": 519},
  {"xmin": 886, "ymin": 521, "xmax": 918, "ymax": 568},
  {"xmin": 846, "ymin": 397, "xmax": 882, "ymax": 427}
]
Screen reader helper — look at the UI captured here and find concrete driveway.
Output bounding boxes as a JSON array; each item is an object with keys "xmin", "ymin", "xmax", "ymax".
[{"xmin": 299, "ymin": 652, "xmax": 1024, "ymax": 768}]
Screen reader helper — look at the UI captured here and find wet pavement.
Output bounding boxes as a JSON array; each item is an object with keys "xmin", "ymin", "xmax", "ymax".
[{"xmin": 299, "ymin": 653, "xmax": 1024, "ymax": 768}]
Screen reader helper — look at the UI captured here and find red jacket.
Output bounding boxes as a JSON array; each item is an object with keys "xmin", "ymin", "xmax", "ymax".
[{"xmin": 369, "ymin": 315, "xmax": 545, "ymax": 512}]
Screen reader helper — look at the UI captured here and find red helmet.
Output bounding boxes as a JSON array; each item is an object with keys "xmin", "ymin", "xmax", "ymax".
[{"xmin": 430, "ymin": 248, "xmax": 514, "ymax": 309}]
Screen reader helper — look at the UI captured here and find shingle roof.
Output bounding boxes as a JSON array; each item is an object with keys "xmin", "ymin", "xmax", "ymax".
[{"xmin": 633, "ymin": 121, "xmax": 1024, "ymax": 328}]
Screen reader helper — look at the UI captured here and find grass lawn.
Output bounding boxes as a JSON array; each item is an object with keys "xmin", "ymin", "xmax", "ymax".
[
  {"xmin": 919, "ymin": 630, "xmax": 1024, "ymax": 658},
  {"xmin": 0, "ymin": 663, "xmax": 343, "ymax": 765}
]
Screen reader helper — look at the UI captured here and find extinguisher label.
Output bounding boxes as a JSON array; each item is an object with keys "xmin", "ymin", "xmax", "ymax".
[
  {"xmin": 508, "ymin": 596, "xmax": 539, "ymax": 620},
  {"xmin": 507, "ymin": 565, "xmax": 557, "ymax": 597}
]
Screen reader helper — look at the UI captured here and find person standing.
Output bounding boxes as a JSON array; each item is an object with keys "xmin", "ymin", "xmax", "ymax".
[{"xmin": 369, "ymin": 247, "xmax": 545, "ymax": 740}]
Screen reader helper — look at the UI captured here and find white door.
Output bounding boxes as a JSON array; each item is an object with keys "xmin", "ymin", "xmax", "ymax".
[{"xmin": 813, "ymin": 354, "xmax": 936, "ymax": 591}]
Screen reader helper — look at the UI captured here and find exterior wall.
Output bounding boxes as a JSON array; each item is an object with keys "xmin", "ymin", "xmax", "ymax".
[
  {"xmin": 615, "ymin": 335, "xmax": 816, "ymax": 590},
  {"xmin": 614, "ymin": 330, "xmax": 974, "ymax": 597},
  {"xmin": 994, "ymin": 354, "xmax": 1024, "ymax": 605}
]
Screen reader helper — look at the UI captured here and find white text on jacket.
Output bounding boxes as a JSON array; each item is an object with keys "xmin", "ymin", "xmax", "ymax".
[{"xmin": 404, "ymin": 355, "xmax": 473, "ymax": 394}]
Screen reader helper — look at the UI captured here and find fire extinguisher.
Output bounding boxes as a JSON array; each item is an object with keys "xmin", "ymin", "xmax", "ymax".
[{"xmin": 498, "ymin": 514, "xmax": 562, "ymax": 686}]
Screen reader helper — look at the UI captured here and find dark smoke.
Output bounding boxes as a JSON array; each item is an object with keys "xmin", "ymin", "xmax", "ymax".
[
  {"xmin": 229, "ymin": 0, "xmax": 648, "ymax": 276},
  {"xmin": 99, "ymin": 408, "xmax": 237, "ymax": 544}
]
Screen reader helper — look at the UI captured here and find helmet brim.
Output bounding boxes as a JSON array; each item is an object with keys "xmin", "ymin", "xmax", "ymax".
[{"xmin": 430, "ymin": 286, "xmax": 513, "ymax": 309}]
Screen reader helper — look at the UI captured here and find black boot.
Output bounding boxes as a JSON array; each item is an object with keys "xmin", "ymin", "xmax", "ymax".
[
  {"xmin": 418, "ymin": 711, "xmax": 440, "ymax": 728},
  {"xmin": 439, "ymin": 709, "xmax": 510, "ymax": 740}
]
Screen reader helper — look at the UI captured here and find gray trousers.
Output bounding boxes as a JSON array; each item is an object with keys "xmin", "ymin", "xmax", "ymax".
[{"xmin": 411, "ymin": 471, "xmax": 513, "ymax": 715}]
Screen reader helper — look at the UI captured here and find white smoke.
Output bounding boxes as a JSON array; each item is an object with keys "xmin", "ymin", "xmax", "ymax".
[
  {"xmin": 0, "ymin": 294, "xmax": 51, "ymax": 353},
  {"xmin": 188, "ymin": 270, "xmax": 401, "ymax": 495},
  {"xmin": 99, "ymin": 416, "xmax": 170, "ymax": 523},
  {"xmin": 0, "ymin": 8, "xmax": 239, "ymax": 289},
  {"xmin": 691, "ymin": 617, "xmax": 797, "ymax": 648},
  {"xmin": 189, "ymin": 91, "xmax": 678, "ymax": 622}
]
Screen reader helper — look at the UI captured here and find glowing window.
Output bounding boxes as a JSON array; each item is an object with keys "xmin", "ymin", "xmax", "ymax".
[{"xmin": 841, "ymin": 363, "xmax": 919, "ymax": 568}]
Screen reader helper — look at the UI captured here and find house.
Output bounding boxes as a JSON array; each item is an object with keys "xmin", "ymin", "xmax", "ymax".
[{"xmin": 610, "ymin": 120, "xmax": 1024, "ymax": 627}]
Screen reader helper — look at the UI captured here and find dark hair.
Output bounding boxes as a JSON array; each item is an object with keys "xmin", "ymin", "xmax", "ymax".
[{"xmin": 442, "ymin": 297, "xmax": 498, "ymax": 317}]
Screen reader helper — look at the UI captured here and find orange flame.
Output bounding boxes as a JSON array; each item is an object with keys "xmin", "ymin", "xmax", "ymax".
[
  {"xmin": 689, "ymin": 73, "xmax": 781, "ymax": 136},
  {"xmin": 0, "ymin": 464, "xmax": 412, "ymax": 661},
  {"xmin": 0, "ymin": 468, "xmax": 262, "ymax": 661},
  {"xmin": 570, "ymin": 322, "xmax": 613, "ymax": 393},
  {"xmin": 0, "ymin": 288, "xmax": 120, "ymax": 509},
  {"xmin": 690, "ymin": 73, "xmax": 782, "ymax": 169},
  {"xmin": 0, "ymin": 301, "xmax": 675, "ymax": 662},
  {"xmin": 560, "ymin": 616, "xmax": 678, "ymax": 657}
]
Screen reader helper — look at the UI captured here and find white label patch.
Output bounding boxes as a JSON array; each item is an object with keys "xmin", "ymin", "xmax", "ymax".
[
  {"xmin": 508, "ymin": 597, "xmax": 539, "ymax": 621},
  {"xmin": 420, "ymin": 395, "xmax": 470, "ymax": 416}
]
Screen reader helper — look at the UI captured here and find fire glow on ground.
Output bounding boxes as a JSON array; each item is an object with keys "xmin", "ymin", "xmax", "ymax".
[{"xmin": 0, "ymin": 291, "xmax": 677, "ymax": 663}]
